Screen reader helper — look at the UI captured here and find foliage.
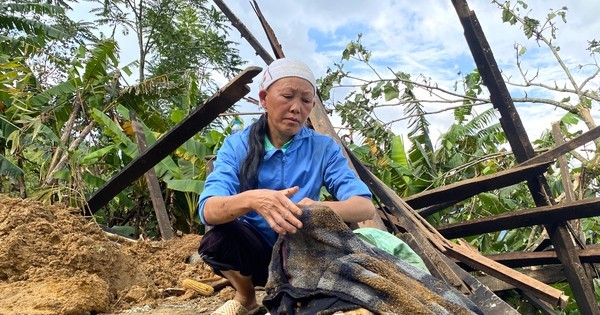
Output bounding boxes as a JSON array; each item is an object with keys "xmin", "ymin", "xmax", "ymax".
[{"xmin": 0, "ymin": 0, "xmax": 242, "ymax": 238}]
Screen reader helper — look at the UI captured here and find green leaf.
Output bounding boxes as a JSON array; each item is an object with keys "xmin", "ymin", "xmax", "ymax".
[
  {"xmin": 52, "ymin": 168, "xmax": 70, "ymax": 180},
  {"xmin": 29, "ymin": 80, "xmax": 76, "ymax": 107},
  {"xmin": 390, "ymin": 135, "xmax": 408, "ymax": 169},
  {"xmin": 90, "ymin": 108, "xmax": 137, "ymax": 157},
  {"xmin": 81, "ymin": 145, "xmax": 117, "ymax": 164},
  {"xmin": 0, "ymin": 154, "xmax": 24, "ymax": 179},
  {"xmin": 383, "ymin": 83, "xmax": 399, "ymax": 101},
  {"xmin": 502, "ymin": 8, "xmax": 516, "ymax": 25},
  {"xmin": 165, "ymin": 179, "xmax": 204, "ymax": 194},
  {"xmin": 111, "ymin": 225, "xmax": 136, "ymax": 237},
  {"xmin": 560, "ymin": 112, "xmax": 580, "ymax": 126}
]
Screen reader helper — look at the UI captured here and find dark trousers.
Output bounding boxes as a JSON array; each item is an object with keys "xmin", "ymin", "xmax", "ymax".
[{"xmin": 198, "ymin": 220, "xmax": 273, "ymax": 286}]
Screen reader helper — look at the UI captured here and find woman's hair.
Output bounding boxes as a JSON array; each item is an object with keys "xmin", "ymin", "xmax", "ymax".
[{"xmin": 240, "ymin": 113, "xmax": 268, "ymax": 191}]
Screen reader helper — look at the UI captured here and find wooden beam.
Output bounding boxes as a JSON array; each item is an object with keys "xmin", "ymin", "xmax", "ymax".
[
  {"xmin": 403, "ymin": 234, "xmax": 520, "ymax": 314},
  {"xmin": 417, "ymin": 125, "xmax": 600, "ymax": 216},
  {"xmin": 456, "ymin": 247, "xmax": 600, "ymax": 270},
  {"xmin": 521, "ymin": 125, "xmax": 600, "ymax": 167},
  {"xmin": 250, "ymin": 0, "xmax": 285, "ymax": 59},
  {"xmin": 212, "ymin": 0, "xmax": 274, "ymax": 64},
  {"xmin": 451, "ymin": 0, "xmax": 598, "ymax": 312},
  {"xmin": 476, "ymin": 265, "xmax": 565, "ymax": 292},
  {"xmin": 404, "ymin": 161, "xmax": 551, "ymax": 210},
  {"xmin": 444, "ymin": 240, "xmax": 568, "ymax": 307},
  {"xmin": 85, "ymin": 67, "xmax": 262, "ymax": 213},
  {"xmin": 437, "ymin": 197, "xmax": 600, "ymax": 239}
]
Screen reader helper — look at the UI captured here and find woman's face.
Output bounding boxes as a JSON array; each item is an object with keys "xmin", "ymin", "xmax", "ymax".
[{"xmin": 259, "ymin": 77, "xmax": 316, "ymax": 140}]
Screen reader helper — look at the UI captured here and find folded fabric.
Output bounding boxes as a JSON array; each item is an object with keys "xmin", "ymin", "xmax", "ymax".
[{"xmin": 263, "ymin": 205, "xmax": 482, "ymax": 315}]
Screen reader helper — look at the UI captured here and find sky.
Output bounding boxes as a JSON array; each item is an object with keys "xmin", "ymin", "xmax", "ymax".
[{"xmin": 70, "ymin": 0, "xmax": 600, "ymax": 151}]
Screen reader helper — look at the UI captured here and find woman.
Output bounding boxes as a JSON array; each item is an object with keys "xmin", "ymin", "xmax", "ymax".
[{"xmin": 198, "ymin": 58, "xmax": 376, "ymax": 315}]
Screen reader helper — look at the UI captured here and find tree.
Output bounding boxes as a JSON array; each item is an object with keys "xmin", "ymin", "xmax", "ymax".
[{"xmin": 1, "ymin": 0, "xmax": 244, "ymax": 236}]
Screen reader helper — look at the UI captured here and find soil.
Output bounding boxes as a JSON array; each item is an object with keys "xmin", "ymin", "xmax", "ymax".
[{"xmin": 0, "ymin": 195, "xmax": 263, "ymax": 315}]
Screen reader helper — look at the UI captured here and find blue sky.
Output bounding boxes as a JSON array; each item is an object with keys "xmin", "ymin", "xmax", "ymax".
[{"xmin": 70, "ymin": 0, "xmax": 600, "ymax": 149}]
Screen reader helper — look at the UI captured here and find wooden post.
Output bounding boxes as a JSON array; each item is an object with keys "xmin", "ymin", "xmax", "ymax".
[
  {"xmin": 130, "ymin": 111, "xmax": 174, "ymax": 240},
  {"xmin": 551, "ymin": 122, "xmax": 584, "ymax": 241}
]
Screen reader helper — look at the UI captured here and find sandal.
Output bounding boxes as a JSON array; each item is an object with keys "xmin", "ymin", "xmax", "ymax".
[{"xmin": 211, "ymin": 300, "xmax": 262, "ymax": 315}]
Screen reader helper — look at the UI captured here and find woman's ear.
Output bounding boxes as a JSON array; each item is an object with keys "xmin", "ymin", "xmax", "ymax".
[{"xmin": 259, "ymin": 90, "xmax": 268, "ymax": 109}]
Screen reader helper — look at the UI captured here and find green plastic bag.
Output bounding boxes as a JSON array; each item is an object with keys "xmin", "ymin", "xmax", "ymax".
[{"xmin": 354, "ymin": 227, "xmax": 430, "ymax": 274}]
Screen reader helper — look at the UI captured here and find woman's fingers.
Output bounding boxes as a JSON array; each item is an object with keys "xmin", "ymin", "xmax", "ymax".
[{"xmin": 267, "ymin": 206, "xmax": 303, "ymax": 234}]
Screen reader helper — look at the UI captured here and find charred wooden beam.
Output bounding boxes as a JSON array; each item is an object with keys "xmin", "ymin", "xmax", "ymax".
[
  {"xmin": 438, "ymin": 198, "xmax": 600, "ymax": 239},
  {"xmin": 85, "ymin": 67, "xmax": 262, "ymax": 214},
  {"xmin": 451, "ymin": 0, "xmax": 598, "ymax": 312},
  {"xmin": 404, "ymin": 161, "xmax": 551, "ymax": 210}
]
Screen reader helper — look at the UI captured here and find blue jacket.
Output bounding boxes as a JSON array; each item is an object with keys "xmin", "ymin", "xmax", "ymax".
[{"xmin": 198, "ymin": 125, "xmax": 372, "ymax": 246}]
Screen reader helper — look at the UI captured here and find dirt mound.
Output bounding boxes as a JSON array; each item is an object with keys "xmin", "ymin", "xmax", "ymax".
[{"xmin": 0, "ymin": 195, "xmax": 211, "ymax": 315}]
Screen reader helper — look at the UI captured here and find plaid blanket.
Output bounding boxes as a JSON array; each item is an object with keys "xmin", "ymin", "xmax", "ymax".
[{"xmin": 263, "ymin": 205, "xmax": 482, "ymax": 315}]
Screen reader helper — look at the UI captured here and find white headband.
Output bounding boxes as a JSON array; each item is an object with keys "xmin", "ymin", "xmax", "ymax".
[{"xmin": 259, "ymin": 58, "xmax": 317, "ymax": 94}]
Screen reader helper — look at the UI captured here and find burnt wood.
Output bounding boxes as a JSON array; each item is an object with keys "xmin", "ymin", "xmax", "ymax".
[{"xmin": 85, "ymin": 67, "xmax": 262, "ymax": 214}]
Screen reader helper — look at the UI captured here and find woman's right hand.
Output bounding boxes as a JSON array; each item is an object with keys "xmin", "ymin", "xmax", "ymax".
[{"xmin": 248, "ymin": 186, "xmax": 303, "ymax": 235}]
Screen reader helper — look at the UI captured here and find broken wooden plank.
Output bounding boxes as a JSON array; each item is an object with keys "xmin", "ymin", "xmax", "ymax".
[
  {"xmin": 437, "ymin": 197, "xmax": 600, "ymax": 239},
  {"xmin": 404, "ymin": 161, "xmax": 551, "ymax": 210},
  {"xmin": 445, "ymin": 240, "xmax": 568, "ymax": 307},
  {"xmin": 85, "ymin": 67, "xmax": 262, "ymax": 214},
  {"xmin": 476, "ymin": 265, "xmax": 565, "ymax": 292},
  {"xmin": 521, "ymin": 125, "xmax": 600, "ymax": 167},
  {"xmin": 452, "ymin": 0, "xmax": 597, "ymax": 312},
  {"xmin": 250, "ymin": 0, "xmax": 285, "ymax": 59},
  {"xmin": 456, "ymin": 247, "xmax": 600, "ymax": 270}
]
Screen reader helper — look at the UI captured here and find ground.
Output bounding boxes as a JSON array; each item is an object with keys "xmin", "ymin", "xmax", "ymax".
[{"xmin": 0, "ymin": 195, "xmax": 263, "ymax": 315}]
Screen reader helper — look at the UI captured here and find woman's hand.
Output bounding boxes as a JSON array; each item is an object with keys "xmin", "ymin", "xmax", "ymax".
[{"xmin": 250, "ymin": 186, "xmax": 303, "ymax": 235}]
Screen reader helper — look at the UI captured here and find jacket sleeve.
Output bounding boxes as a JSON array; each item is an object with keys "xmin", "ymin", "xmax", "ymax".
[
  {"xmin": 197, "ymin": 135, "xmax": 245, "ymax": 225},
  {"xmin": 322, "ymin": 140, "xmax": 372, "ymax": 201}
]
